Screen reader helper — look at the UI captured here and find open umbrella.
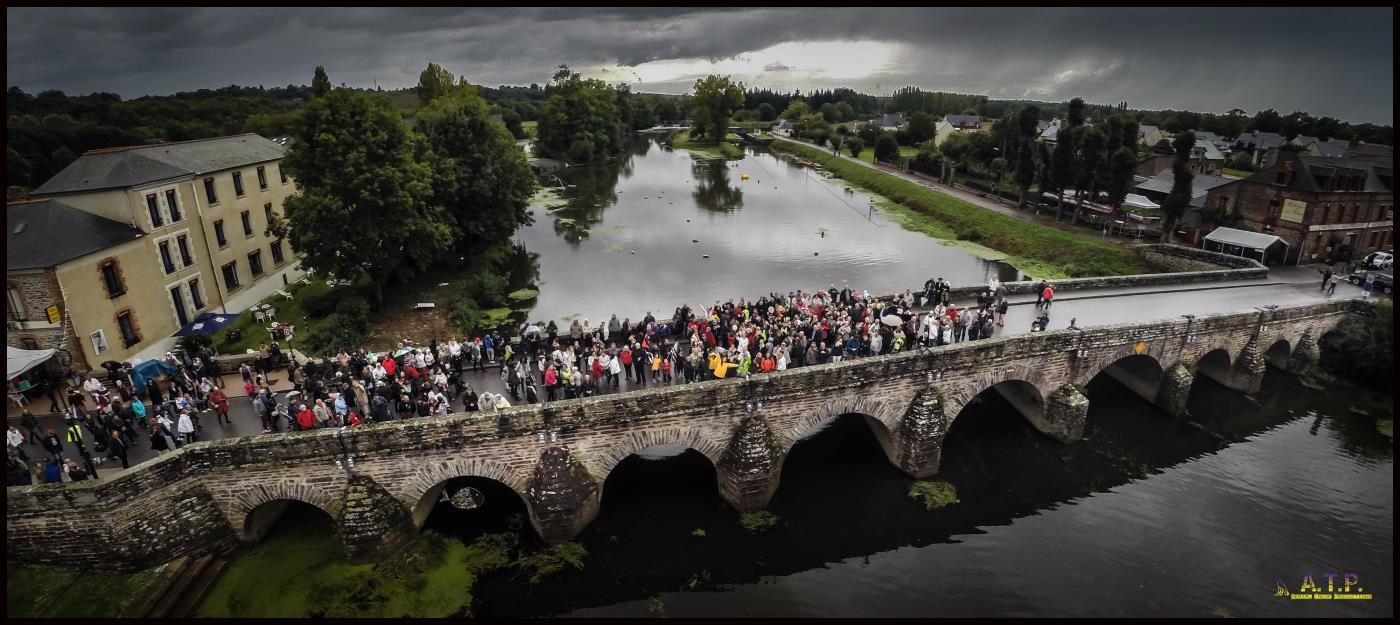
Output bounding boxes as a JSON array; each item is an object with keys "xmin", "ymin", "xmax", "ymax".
[
  {"xmin": 881, "ymin": 314, "xmax": 903, "ymax": 327},
  {"xmin": 523, "ymin": 325, "xmax": 542, "ymax": 336},
  {"xmin": 392, "ymin": 347, "xmax": 414, "ymax": 358}
]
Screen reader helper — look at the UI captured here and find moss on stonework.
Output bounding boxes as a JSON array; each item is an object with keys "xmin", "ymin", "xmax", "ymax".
[
  {"xmin": 738, "ymin": 510, "xmax": 781, "ymax": 532},
  {"xmin": 6, "ymin": 561, "xmax": 163, "ymax": 618},
  {"xmin": 908, "ymin": 480, "xmax": 960, "ymax": 510}
]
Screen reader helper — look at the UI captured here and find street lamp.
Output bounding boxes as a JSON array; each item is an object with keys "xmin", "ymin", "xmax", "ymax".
[{"xmin": 1181, "ymin": 313, "xmax": 1196, "ymax": 343}]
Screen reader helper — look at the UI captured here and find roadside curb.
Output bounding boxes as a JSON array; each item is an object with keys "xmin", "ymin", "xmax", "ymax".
[{"xmin": 1002, "ymin": 279, "xmax": 1315, "ymax": 307}]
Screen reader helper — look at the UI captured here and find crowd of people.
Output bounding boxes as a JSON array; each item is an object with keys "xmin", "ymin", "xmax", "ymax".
[{"xmin": 7, "ymin": 277, "xmax": 1061, "ymax": 486}]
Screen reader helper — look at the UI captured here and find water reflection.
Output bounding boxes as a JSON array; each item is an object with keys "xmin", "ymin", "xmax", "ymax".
[{"xmin": 691, "ymin": 159, "xmax": 743, "ymax": 213}]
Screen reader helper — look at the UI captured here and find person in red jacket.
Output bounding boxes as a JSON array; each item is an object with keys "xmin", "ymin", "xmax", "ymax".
[
  {"xmin": 295, "ymin": 404, "xmax": 316, "ymax": 431},
  {"xmin": 1041, "ymin": 283, "xmax": 1055, "ymax": 310},
  {"xmin": 347, "ymin": 410, "xmax": 363, "ymax": 426},
  {"xmin": 619, "ymin": 346, "xmax": 633, "ymax": 382},
  {"xmin": 382, "ymin": 357, "xmax": 397, "ymax": 377},
  {"xmin": 209, "ymin": 387, "xmax": 231, "ymax": 425}
]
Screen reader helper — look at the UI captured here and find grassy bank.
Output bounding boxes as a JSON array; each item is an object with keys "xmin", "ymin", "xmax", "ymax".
[
  {"xmin": 670, "ymin": 130, "xmax": 744, "ymax": 159},
  {"xmin": 852, "ymin": 145, "xmax": 919, "ymax": 164},
  {"xmin": 774, "ymin": 140, "xmax": 1154, "ymax": 277},
  {"xmin": 1222, "ymin": 167, "xmax": 1253, "ymax": 179},
  {"xmin": 7, "ymin": 562, "xmax": 162, "ymax": 618},
  {"xmin": 211, "ymin": 277, "xmax": 328, "ymax": 355}
]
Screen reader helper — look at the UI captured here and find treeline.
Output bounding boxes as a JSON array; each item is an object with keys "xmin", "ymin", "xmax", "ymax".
[
  {"xmin": 888, "ymin": 86, "xmax": 987, "ymax": 118},
  {"xmin": 6, "ymin": 85, "xmax": 307, "ymax": 189}
]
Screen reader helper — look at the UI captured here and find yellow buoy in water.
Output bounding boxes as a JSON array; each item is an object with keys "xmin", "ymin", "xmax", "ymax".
[{"xmin": 740, "ymin": 173, "xmax": 749, "ymax": 180}]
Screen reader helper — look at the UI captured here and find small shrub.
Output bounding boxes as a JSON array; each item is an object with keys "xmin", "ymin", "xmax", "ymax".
[
  {"xmin": 690, "ymin": 528, "xmax": 706, "ymax": 537},
  {"xmin": 513, "ymin": 542, "xmax": 587, "ymax": 584},
  {"xmin": 908, "ymin": 481, "xmax": 959, "ymax": 510}
]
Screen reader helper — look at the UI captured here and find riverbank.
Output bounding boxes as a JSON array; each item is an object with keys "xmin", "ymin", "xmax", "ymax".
[
  {"xmin": 771, "ymin": 140, "xmax": 1154, "ymax": 278},
  {"xmin": 7, "ymin": 562, "xmax": 162, "ymax": 618}
]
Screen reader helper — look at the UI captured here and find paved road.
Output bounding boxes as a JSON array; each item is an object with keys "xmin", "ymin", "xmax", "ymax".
[{"xmin": 8, "ymin": 271, "xmax": 1374, "ymax": 484}]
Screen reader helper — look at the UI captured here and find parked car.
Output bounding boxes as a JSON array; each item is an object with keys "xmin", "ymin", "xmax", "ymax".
[
  {"xmin": 1348, "ymin": 271, "xmax": 1393, "ymax": 294},
  {"xmin": 1363, "ymin": 251, "xmax": 1393, "ymax": 269}
]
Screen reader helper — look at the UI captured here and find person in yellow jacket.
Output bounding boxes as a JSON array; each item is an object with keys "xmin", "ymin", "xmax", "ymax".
[{"xmin": 709, "ymin": 351, "xmax": 732, "ymax": 379}]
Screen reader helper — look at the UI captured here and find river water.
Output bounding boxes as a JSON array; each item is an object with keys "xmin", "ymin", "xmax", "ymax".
[
  {"xmin": 450, "ymin": 368, "xmax": 1392, "ymax": 618},
  {"xmin": 513, "ymin": 136, "xmax": 1022, "ymax": 325}
]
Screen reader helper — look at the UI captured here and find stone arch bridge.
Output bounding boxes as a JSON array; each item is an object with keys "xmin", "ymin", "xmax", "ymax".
[{"xmin": 6, "ymin": 300, "xmax": 1360, "ymax": 570}]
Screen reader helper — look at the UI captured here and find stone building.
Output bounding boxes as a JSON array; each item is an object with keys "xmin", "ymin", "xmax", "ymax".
[
  {"xmin": 7, "ymin": 134, "xmax": 303, "ymax": 368},
  {"xmin": 1202, "ymin": 149, "xmax": 1394, "ymax": 264}
]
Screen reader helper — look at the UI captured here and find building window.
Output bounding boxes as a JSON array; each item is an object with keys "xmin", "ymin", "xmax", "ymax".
[
  {"xmin": 19, "ymin": 337, "xmax": 39, "ymax": 350},
  {"xmin": 264, "ymin": 202, "xmax": 274, "ymax": 227},
  {"xmin": 1274, "ymin": 170, "xmax": 1287, "ymax": 185},
  {"xmin": 165, "ymin": 189, "xmax": 182, "ymax": 222},
  {"xmin": 116, "ymin": 310, "xmax": 141, "ymax": 348},
  {"xmin": 6, "ymin": 285, "xmax": 26, "ymax": 321},
  {"xmin": 170, "ymin": 284, "xmax": 189, "ymax": 327},
  {"xmin": 248, "ymin": 250, "xmax": 264, "ymax": 277},
  {"xmin": 214, "ymin": 220, "xmax": 228, "ymax": 247},
  {"xmin": 190, "ymin": 277, "xmax": 205, "ymax": 310},
  {"xmin": 241, "ymin": 210, "xmax": 253, "ymax": 237},
  {"xmin": 159, "ymin": 240, "xmax": 176, "ymax": 274},
  {"xmin": 177, "ymin": 234, "xmax": 193, "ymax": 267},
  {"xmin": 232, "ymin": 171, "xmax": 245, "ymax": 196},
  {"xmin": 271, "ymin": 239, "xmax": 285, "ymax": 265},
  {"xmin": 222, "ymin": 261, "xmax": 241, "ymax": 292},
  {"xmin": 279, "ymin": 166, "xmax": 288, "ymax": 185},
  {"xmin": 91, "ymin": 330, "xmax": 109, "ymax": 355},
  {"xmin": 1216, "ymin": 196, "xmax": 1228, "ymax": 210},
  {"xmin": 257, "ymin": 166, "xmax": 268, "ymax": 190},
  {"xmin": 146, "ymin": 194, "xmax": 164, "ymax": 228},
  {"xmin": 100, "ymin": 260, "xmax": 125, "ymax": 298},
  {"xmin": 204, "ymin": 177, "xmax": 218, "ymax": 204}
]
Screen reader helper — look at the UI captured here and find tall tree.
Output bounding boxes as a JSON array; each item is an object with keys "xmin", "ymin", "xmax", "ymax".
[
  {"xmin": 1014, "ymin": 105, "xmax": 1040, "ymax": 208},
  {"xmin": 416, "ymin": 87, "xmax": 538, "ymax": 261},
  {"xmin": 906, "ymin": 112, "xmax": 937, "ymax": 144},
  {"xmin": 1067, "ymin": 97, "xmax": 1087, "ymax": 127},
  {"xmin": 1160, "ymin": 132, "xmax": 1197, "ymax": 244},
  {"xmin": 417, "ymin": 63, "xmax": 456, "ymax": 106},
  {"xmin": 1070, "ymin": 125, "xmax": 1107, "ymax": 224},
  {"xmin": 690, "ymin": 74, "xmax": 745, "ymax": 143},
  {"xmin": 311, "ymin": 66, "xmax": 331, "ymax": 98},
  {"xmin": 1051, "ymin": 126, "xmax": 1076, "ymax": 220},
  {"xmin": 1105, "ymin": 146, "xmax": 1138, "ymax": 209},
  {"xmin": 273, "ymin": 80, "xmax": 452, "ymax": 305},
  {"xmin": 537, "ymin": 65, "xmax": 625, "ymax": 163}
]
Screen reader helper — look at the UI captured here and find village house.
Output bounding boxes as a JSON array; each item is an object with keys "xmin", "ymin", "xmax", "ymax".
[
  {"xmin": 8, "ymin": 134, "xmax": 303, "ymax": 368},
  {"xmin": 1202, "ymin": 149, "xmax": 1394, "ymax": 264}
]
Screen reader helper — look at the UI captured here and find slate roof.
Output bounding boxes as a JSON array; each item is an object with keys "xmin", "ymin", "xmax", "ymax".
[
  {"xmin": 1346, "ymin": 142, "xmax": 1394, "ymax": 159},
  {"xmin": 1039, "ymin": 119, "xmax": 1063, "ymax": 141},
  {"xmin": 1232, "ymin": 131, "xmax": 1285, "ymax": 152},
  {"xmin": 1311, "ymin": 140, "xmax": 1350, "ymax": 158},
  {"xmin": 7, "ymin": 200, "xmax": 142, "ymax": 270},
  {"xmin": 1194, "ymin": 138, "xmax": 1226, "ymax": 161},
  {"xmin": 945, "ymin": 114, "xmax": 981, "ymax": 129},
  {"xmin": 32, "ymin": 134, "xmax": 287, "ymax": 196},
  {"xmin": 1245, "ymin": 151, "xmax": 1395, "ymax": 193},
  {"xmin": 1138, "ymin": 124, "xmax": 1159, "ymax": 139},
  {"xmin": 1133, "ymin": 170, "xmax": 1235, "ymax": 208},
  {"xmin": 878, "ymin": 113, "xmax": 906, "ymax": 128}
]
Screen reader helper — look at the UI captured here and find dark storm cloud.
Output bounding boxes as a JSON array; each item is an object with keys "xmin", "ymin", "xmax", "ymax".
[{"xmin": 6, "ymin": 7, "xmax": 1392, "ymax": 123}]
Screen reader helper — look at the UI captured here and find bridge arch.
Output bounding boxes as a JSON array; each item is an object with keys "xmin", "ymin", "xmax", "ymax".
[
  {"xmin": 1263, "ymin": 338, "xmax": 1293, "ymax": 369},
  {"xmin": 1192, "ymin": 347, "xmax": 1234, "ymax": 384},
  {"xmin": 400, "ymin": 457, "xmax": 534, "ymax": 528},
  {"xmin": 227, "ymin": 482, "xmax": 342, "ymax": 542},
  {"xmin": 1080, "ymin": 353, "xmax": 1166, "ymax": 407},
  {"xmin": 587, "ymin": 426, "xmax": 729, "ymax": 484},
  {"xmin": 781, "ymin": 395, "xmax": 905, "ymax": 453},
  {"xmin": 947, "ymin": 379, "xmax": 1049, "ymax": 436},
  {"xmin": 944, "ymin": 361, "xmax": 1056, "ymax": 430}
]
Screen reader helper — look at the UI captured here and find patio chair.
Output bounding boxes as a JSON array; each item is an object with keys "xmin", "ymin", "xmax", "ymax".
[
  {"xmin": 264, "ymin": 307, "xmax": 278, "ymax": 321},
  {"xmin": 253, "ymin": 310, "xmax": 267, "ymax": 324},
  {"xmin": 9, "ymin": 389, "xmax": 29, "ymax": 409}
]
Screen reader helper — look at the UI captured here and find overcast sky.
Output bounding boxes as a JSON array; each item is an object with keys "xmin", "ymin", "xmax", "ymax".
[{"xmin": 6, "ymin": 7, "xmax": 1394, "ymax": 124}]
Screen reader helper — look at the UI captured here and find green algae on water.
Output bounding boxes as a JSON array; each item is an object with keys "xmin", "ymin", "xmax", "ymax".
[{"xmin": 908, "ymin": 481, "xmax": 960, "ymax": 510}]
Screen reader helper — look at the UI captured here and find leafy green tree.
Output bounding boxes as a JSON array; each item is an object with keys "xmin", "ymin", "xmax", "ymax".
[
  {"xmin": 1318, "ymin": 299, "xmax": 1392, "ymax": 389},
  {"xmin": 1160, "ymin": 132, "xmax": 1196, "ymax": 244},
  {"xmin": 906, "ymin": 112, "xmax": 937, "ymax": 144},
  {"xmin": 939, "ymin": 131, "xmax": 971, "ymax": 164},
  {"xmin": 1051, "ymin": 126, "xmax": 1077, "ymax": 220},
  {"xmin": 690, "ymin": 74, "xmax": 745, "ymax": 142},
  {"xmin": 874, "ymin": 133, "xmax": 901, "ymax": 163},
  {"xmin": 7, "ymin": 146, "xmax": 31, "ymax": 189},
  {"xmin": 780, "ymin": 100, "xmax": 810, "ymax": 120},
  {"xmin": 537, "ymin": 65, "xmax": 625, "ymax": 163},
  {"xmin": 417, "ymin": 87, "xmax": 537, "ymax": 263},
  {"xmin": 757, "ymin": 102, "xmax": 776, "ymax": 122},
  {"xmin": 417, "ymin": 63, "xmax": 456, "ymax": 106},
  {"xmin": 1228, "ymin": 151, "xmax": 1255, "ymax": 172},
  {"xmin": 311, "ymin": 66, "xmax": 331, "ymax": 98},
  {"xmin": 655, "ymin": 98, "xmax": 680, "ymax": 125},
  {"xmin": 845, "ymin": 137, "xmax": 865, "ymax": 157},
  {"xmin": 1067, "ymin": 97, "xmax": 1086, "ymax": 127},
  {"xmin": 833, "ymin": 101, "xmax": 855, "ymax": 123},
  {"xmin": 274, "ymin": 80, "xmax": 452, "ymax": 305}
]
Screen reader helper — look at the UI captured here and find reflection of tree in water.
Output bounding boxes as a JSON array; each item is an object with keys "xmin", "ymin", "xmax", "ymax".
[
  {"xmin": 691, "ymin": 158, "xmax": 743, "ymax": 213},
  {"xmin": 551, "ymin": 162, "xmax": 620, "ymax": 244},
  {"xmin": 502, "ymin": 241, "xmax": 543, "ymax": 326}
]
